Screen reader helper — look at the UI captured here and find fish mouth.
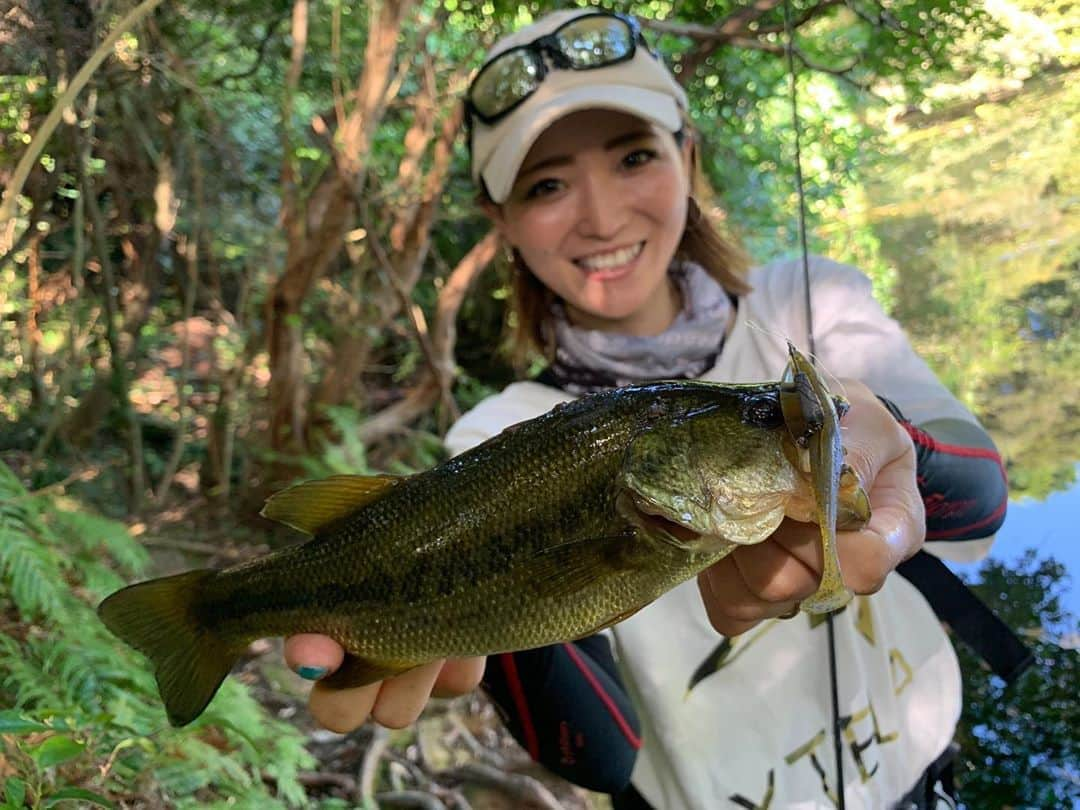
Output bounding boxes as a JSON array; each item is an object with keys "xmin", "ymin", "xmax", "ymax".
[{"xmin": 626, "ymin": 495, "xmax": 702, "ymax": 548}]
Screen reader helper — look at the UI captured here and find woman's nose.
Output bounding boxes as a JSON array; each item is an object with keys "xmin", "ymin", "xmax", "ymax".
[{"xmin": 575, "ymin": 174, "xmax": 627, "ymax": 240}]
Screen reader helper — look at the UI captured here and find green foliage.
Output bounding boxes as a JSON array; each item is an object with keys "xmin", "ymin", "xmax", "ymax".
[
  {"xmin": 301, "ymin": 405, "xmax": 447, "ymax": 480},
  {"xmin": 299, "ymin": 405, "xmax": 375, "ymax": 478},
  {"xmin": 0, "ymin": 462, "xmax": 317, "ymax": 808},
  {"xmin": 955, "ymin": 551, "xmax": 1079, "ymax": 807},
  {"xmin": 843, "ymin": 70, "xmax": 1080, "ymax": 499}
]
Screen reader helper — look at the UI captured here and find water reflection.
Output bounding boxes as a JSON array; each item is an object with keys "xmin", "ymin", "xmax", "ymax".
[{"xmin": 950, "ymin": 464, "xmax": 1080, "ymax": 619}]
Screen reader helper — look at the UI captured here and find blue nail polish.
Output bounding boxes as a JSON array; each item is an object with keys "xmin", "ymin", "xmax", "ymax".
[{"xmin": 296, "ymin": 665, "xmax": 328, "ymax": 680}]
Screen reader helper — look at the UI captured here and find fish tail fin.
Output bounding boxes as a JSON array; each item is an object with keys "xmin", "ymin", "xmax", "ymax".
[{"xmin": 98, "ymin": 569, "xmax": 241, "ymax": 727}]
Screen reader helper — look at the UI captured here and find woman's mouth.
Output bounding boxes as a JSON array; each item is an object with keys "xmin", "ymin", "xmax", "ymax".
[{"xmin": 573, "ymin": 241, "xmax": 645, "ymax": 278}]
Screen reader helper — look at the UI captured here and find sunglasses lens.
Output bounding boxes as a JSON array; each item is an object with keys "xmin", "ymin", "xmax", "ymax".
[
  {"xmin": 555, "ymin": 16, "xmax": 634, "ymax": 67},
  {"xmin": 471, "ymin": 49, "xmax": 542, "ymax": 120}
]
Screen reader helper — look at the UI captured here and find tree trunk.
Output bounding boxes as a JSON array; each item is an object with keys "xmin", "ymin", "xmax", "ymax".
[
  {"xmin": 267, "ymin": 0, "xmax": 415, "ymax": 453},
  {"xmin": 24, "ymin": 232, "xmax": 47, "ymax": 407}
]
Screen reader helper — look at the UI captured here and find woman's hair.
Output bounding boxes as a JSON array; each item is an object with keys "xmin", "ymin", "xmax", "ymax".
[{"xmin": 484, "ymin": 123, "xmax": 751, "ymax": 367}]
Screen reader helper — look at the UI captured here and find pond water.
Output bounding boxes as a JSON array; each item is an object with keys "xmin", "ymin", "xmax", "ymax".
[{"xmin": 951, "ymin": 464, "xmax": 1080, "ymax": 622}]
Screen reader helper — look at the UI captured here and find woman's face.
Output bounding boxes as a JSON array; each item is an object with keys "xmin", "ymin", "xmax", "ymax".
[{"xmin": 485, "ymin": 109, "xmax": 693, "ymax": 336}]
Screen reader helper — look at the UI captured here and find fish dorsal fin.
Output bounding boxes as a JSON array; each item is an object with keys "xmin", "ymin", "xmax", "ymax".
[{"xmin": 260, "ymin": 473, "xmax": 403, "ymax": 535}]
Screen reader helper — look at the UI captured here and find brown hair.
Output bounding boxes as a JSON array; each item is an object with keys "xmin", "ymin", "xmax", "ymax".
[{"xmin": 488, "ymin": 126, "xmax": 751, "ymax": 367}]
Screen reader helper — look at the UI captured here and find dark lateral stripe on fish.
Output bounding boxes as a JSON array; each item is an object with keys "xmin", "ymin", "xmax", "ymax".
[{"xmin": 203, "ymin": 525, "xmax": 598, "ymax": 623}]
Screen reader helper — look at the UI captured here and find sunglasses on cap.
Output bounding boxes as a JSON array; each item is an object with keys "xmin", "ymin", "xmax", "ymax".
[{"xmin": 465, "ymin": 11, "xmax": 655, "ymax": 127}]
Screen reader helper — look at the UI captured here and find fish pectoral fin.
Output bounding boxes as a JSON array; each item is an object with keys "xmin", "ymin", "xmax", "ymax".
[
  {"xmin": 594, "ymin": 603, "xmax": 645, "ymax": 632},
  {"xmin": 529, "ymin": 535, "xmax": 635, "ymax": 600},
  {"xmin": 260, "ymin": 473, "xmax": 404, "ymax": 535},
  {"xmin": 318, "ymin": 653, "xmax": 423, "ymax": 690}
]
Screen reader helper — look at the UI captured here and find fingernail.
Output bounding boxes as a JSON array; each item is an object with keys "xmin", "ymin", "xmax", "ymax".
[{"xmin": 296, "ymin": 665, "xmax": 329, "ymax": 681}]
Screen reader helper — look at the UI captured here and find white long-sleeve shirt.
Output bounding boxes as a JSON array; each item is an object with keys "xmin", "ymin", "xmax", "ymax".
[{"xmin": 445, "ymin": 257, "xmax": 989, "ymax": 809}]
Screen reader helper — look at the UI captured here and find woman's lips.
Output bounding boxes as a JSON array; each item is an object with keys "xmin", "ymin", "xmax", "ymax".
[{"xmin": 573, "ymin": 241, "xmax": 645, "ymax": 280}]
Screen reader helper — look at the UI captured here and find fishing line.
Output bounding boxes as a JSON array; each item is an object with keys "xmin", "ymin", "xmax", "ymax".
[
  {"xmin": 782, "ymin": 0, "xmax": 847, "ymax": 807},
  {"xmin": 783, "ymin": 1, "xmax": 815, "ymax": 358}
]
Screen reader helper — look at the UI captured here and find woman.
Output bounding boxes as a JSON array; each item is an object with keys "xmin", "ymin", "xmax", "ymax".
[{"xmin": 285, "ymin": 9, "xmax": 1007, "ymax": 808}]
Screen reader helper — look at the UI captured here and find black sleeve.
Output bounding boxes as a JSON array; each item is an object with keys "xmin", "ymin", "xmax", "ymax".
[
  {"xmin": 878, "ymin": 397, "xmax": 1008, "ymax": 541},
  {"xmin": 481, "ymin": 635, "xmax": 641, "ymax": 793}
]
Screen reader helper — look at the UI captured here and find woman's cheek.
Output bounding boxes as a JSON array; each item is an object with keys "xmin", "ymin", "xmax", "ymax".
[
  {"xmin": 509, "ymin": 199, "xmax": 577, "ymax": 252},
  {"xmin": 625, "ymin": 170, "xmax": 684, "ymax": 236}
]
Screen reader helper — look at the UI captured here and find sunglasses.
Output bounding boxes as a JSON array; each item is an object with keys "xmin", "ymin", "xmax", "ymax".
[{"xmin": 465, "ymin": 12, "xmax": 654, "ymax": 127}]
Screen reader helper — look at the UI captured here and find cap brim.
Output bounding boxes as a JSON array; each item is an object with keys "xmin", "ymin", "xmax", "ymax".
[{"xmin": 480, "ymin": 85, "xmax": 683, "ymax": 204}]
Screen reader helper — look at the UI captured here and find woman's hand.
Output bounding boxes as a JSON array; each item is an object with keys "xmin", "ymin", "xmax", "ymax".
[
  {"xmin": 697, "ymin": 379, "xmax": 925, "ymax": 637},
  {"xmin": 283, "ymin": 634, "xmax": 485, "ymax": 733}
]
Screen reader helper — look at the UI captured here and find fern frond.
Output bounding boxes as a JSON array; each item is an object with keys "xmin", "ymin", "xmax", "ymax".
[
  {"xmin": 0, "ymin": 460, "xmax": 27, "ymax": 496},
  {"xmin": 47, "ymin": 504, "xmax": 149, "ymax": 576},
  {"xmin": 0, "ymin": 461, "xmax": 317, "ymax": 808},
  {"xmin": 0, "ymin": 518, "xmax": 68, "ymax": 620}
]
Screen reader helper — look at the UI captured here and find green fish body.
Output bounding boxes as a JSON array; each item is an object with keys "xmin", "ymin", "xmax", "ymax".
[{"xmin": 98, "ymin": 348, "xmax": 869, "ymax": 726}]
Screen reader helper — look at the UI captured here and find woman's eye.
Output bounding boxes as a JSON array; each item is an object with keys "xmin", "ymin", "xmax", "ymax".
[
  {"xmin": 525, "ymin": 178, "xmax": 563, "ymax": 199},
  {"xmin": 623, "ymin": 148, "xmax": 658, "ymax": 168}
]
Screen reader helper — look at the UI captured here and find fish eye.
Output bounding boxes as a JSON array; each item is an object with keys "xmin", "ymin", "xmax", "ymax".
[{"xmin": 740, "ymin": 392, "xmax": 784, "ymax": 429}]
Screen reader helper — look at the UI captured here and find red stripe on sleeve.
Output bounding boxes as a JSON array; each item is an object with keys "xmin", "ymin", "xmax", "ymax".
[
  {"xmin": 926, "ymin": 497, "xmax": 1008, "ymax": 540},
  {"xmin": 902, "ymin": 423, "xmax": 1010, "ymax": 541},
  {"xmin": 562, "ymin": 643, "xmax": 642, "ymax": 750},
  {"xmin": 500, "ymin": 653, "xmax": 540, "ymax": 760},
  {"xmin": 903, "ymin": 423, "xmax": 1005, "ymax": 465}
]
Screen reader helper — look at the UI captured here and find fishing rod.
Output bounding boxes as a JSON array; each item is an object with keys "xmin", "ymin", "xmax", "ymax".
[{"xmin": 782, "ymin": 0, "xmax": 847, "ymax": 806}]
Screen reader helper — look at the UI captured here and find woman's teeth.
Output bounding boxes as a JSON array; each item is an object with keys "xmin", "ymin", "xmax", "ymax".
[{"xmin": 577, "ymin": 242, "xmax": 643, "ymax": 271}]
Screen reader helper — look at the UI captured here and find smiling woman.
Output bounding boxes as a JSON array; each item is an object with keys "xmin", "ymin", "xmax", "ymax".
[
  {"xmin": 485, "ymin": 110, "xmax": 691, "ymax": 336},
  {"xmin": 283, "ymin": 8, "xmax": 1009, "ymax": 809}
]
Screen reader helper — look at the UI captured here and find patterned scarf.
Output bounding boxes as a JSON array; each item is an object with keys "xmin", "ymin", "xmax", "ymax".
[{"xmin": 546, "ymin": 261, "xmax": 734, "ymax": 394}]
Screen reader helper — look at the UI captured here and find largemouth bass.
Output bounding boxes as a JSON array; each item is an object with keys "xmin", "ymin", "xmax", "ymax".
[{"xmin": 99, "ymin": 345, "xmax": 869, "ymax": 727}]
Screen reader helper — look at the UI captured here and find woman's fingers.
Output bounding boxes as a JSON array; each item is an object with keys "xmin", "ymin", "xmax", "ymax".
[
  {"xmin": 431, "ymin": 657, "xmax": 486, "ymax": 697},
  {"xmin": 696, "ymin": 378, "xmax": 926, "ymax": 635},
  {"xmin": 284, "ymin": 633, "xmax": 345, "ymax": 681},
  {"xmin": 697, "ymin": 548, "xmax": 812, "ymax": 636},
  {"xmin": 307, "ymin": 659, "xmax": 481, "ymax": 733},
  {"xmin": 309, "ymin": 679, "xmax": 382, "ymax": 734},
  {"xmin": 370, "ymin": 660, "xmax": 446, "ymax": 729},
  {"xmin": 285, "ymin": 634, "xmax": 485, "ymax": 733}
]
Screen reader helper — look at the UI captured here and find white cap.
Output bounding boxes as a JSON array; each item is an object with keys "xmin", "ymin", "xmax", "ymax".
[{"xmin": 469, "ymin": 9, "xmax": 688, "ymax": 204}]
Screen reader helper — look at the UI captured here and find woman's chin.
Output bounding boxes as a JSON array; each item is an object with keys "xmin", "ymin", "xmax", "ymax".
[{"xmin": 568, "ymin": 299, "xmax": 662, "ymax": 335}]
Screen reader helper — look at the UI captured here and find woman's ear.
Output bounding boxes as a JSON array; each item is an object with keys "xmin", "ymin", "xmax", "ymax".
[
  {"xmin": 680, "ymin": 132, "xmax": 696, "ymax": 183},
  {"xmin": 479, "ymin": 197, "xmax": 511, "ymax": 242}
]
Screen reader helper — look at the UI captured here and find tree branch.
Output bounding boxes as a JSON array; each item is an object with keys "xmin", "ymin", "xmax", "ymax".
[
  {"xmin": 0, "ymin": 0, "xmax": 168, "ymax": 251},
  {"xmin": 211, "ymin": 13, "xmax": 289, "ymax": 85},
  {"xmin": 280, "ymin": 0, "xmax": 308, "ymax": 249},
  {"xmin": 643, "ymin": 0, "xmax": 785, "ymax": 41},
  {"xmin": 846, "ymin": 0, "xmax": 903, "ymax": 32},
  {"xmin": 644, "ymin": 0, "xmax": 854, "ymax": 88},
  {"xmin": 439, "ymin": 762, "xmax": 564, "ymax": 810},
  {"xmin": 721, "ymin": 37, "xmax": 877, "ymax": 95},
  {"xmin": 361, "ymin": 725, "xmax": 391, "ymax": 806},
  {"xmin": 792, "ymin": 47, "xmax": 876, "ymax": 94},
  {"xmin": 357, "ymin": 230, "xmax": 497, "ymax": 444},
  {"xmin": 751, "ymin": 0, "xmax": 846, "ymax": 35}
]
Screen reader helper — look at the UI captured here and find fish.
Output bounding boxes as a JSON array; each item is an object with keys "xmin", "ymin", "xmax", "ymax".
[{"xmin": 98, "ymin": 345, "xmax": 870, "ymax": 727}]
